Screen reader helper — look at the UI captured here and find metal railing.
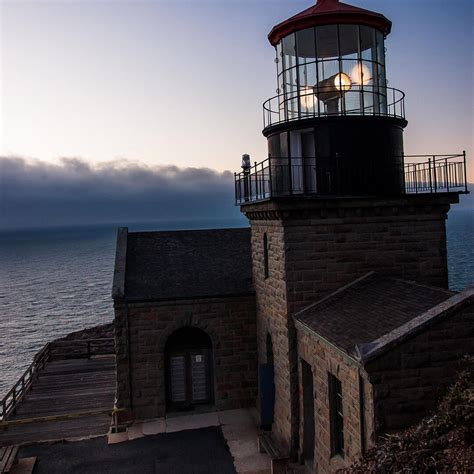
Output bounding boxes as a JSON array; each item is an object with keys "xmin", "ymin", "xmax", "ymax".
[
  {"xmin": 235, "ymin": 153, "xmax": 468, "ymax": 205},
  {"xmin": 404, "ymin": 153, "xmax": 468, "ymax": 194},
  {"xmin": 0, "ymin": 338, "xmax": 114, "ymax": 421},
  {"xmin": 263, "ymin": 86, "xmax": 406, "ymax": 129}
]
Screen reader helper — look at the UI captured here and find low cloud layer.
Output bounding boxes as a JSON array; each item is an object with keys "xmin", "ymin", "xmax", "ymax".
[
  {"xmin": 0, "ymin": 157, "xmax": 243, "ymax": 230},
  {"xmin": 1, "ymin": 156, "xmax": 472, "ymax": 231}
]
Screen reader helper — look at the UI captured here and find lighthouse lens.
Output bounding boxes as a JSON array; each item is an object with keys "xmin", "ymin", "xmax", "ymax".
[
  {"xmin": 350, "ymin": 63, "xmax": 372, "ymax": 86},
  {"xmin": 334, "ymin": 73, "xmax": 352, "ymax": 91}
]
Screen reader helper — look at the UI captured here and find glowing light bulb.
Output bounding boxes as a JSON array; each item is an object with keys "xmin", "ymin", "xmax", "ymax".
[
  {"xmin": 334, "ymin": 73, "xmax": 352, "ymax": 91},
  {"xmin": 350, "ymin": 63, "xmax": 372, "ymax": 85}
]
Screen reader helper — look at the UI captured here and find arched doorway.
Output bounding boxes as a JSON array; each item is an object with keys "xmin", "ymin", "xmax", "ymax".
[{"xmin": 165, "ymin": 327, "xmax": 213, "ymax": 411}]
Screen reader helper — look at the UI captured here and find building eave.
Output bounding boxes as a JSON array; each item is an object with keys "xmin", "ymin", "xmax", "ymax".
[
  {"xmin": 112, "ymin": 227, "xmax": 128, "ymax": 299},
  {"xmin": 356, "ymin": 287, "xmax": 474, "ymax": 364}
]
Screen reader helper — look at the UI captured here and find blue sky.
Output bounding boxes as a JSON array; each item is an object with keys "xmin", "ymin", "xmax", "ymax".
[{"xmin": 1, "ymin": 0, "xmax": 472, "ymax": 176}]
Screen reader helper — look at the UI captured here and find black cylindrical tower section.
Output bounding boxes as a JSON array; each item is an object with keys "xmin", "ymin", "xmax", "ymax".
[{"xmin": 264, "ymin": 0, "xmax": 407, "ymax": 196}]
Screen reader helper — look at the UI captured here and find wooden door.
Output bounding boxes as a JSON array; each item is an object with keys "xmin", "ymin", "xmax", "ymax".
[{"xmin": 168, "ymin": 349, "xmax": 211, "ymax": 408}]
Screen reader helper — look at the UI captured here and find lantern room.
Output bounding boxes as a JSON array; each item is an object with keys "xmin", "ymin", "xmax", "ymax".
[
  {"xmin": 273, "ymin": 23, "xmax": 389, "ymax": 118},
  {"xmin": 267, "ymin": 0, "xmax": 395, "ymax": 121}
]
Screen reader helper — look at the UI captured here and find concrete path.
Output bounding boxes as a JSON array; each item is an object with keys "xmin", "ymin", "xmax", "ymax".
[
  {"xmin": 19, "ymin": 427, "xmax": 235, "ymax": 474},
  {"xmin": 108, "ymin": 409, "xmax": 271, "ymax": 474}
]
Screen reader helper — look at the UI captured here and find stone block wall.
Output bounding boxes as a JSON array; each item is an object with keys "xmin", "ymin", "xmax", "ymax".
[
  {"xmin": 114, "ymin": 295, "xmax": 257, "ymax": 421},
  {"xmin": 244, "ymin": 195, "xmax": 455, "ymax": 457},
  {"xmin": 297, "ymin": 324, "xmax": 374, "ymax": 473},
  {"xmin": 283, "ymin": 201, "xmax": 452, "ymax": 313},
  {"xmin": 366, "ymin": 301, "xmax": 474, "ymax": 433},
  {"xmin": 251, "ymin": 220, "xmax": 296, "ymax": 454}
]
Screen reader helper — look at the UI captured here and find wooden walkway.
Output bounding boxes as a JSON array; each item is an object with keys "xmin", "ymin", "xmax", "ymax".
[{"xmin": 0, "ymin": 346, "xmax": 116, "ymax": 447}]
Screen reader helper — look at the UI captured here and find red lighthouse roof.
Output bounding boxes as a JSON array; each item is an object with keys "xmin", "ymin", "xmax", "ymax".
[{"xmin": 268, "ymin": 0, "xmax": 392, "ymax": 46}]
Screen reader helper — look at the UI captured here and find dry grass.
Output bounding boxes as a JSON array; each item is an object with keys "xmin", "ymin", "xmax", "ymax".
[{"xmin": 346, "ymin": 356, "xmax": 474, "ymax": 473}]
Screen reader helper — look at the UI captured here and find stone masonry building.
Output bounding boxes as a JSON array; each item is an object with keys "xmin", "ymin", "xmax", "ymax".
[{"xmin": 112, "ymin": 1, "xmax": 472, "ymax": 472}]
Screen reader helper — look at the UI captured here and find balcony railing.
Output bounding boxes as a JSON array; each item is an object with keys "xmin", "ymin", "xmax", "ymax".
[
  {"xmin": 404, "ymin": 154, "xmax": 468, "ymax": 194},
  {"xmin": 263, "ymin": 86, "xmax": 406, "ymax": 130},
  {"xmin": 234, "ymin": 153, "xmax": 468, "ymax": 205}
]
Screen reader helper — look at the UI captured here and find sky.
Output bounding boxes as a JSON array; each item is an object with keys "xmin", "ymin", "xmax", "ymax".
[{"xmin": 0, "ymin": 0, "xmax": 473, "ymax": 228}]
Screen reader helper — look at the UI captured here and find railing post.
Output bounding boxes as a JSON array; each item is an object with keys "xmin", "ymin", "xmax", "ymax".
[
  {"xmin": 428, "ymin": 158, "xmax": 433, "ymax": 193},
  {"xmin": 445, "ymin": 158, "xmax": 450, "ymax": 192},
  {"xmin": 414, "ymin": 164, "xmax": 418, "ymax": 194},
  {"xmin": 254, "ymin": 161, "xmax": 258, "ymax": 200},
  {"xmin": 433, "ymin": 156, "xmax": 437, "ymax": 193},
  {"xmin": 463, "ymin": 150, "xmax": 468, "ymax": 193},
  {"xmin": 401, "ymin": 152, "xmax": 406, "ymax": 193}
]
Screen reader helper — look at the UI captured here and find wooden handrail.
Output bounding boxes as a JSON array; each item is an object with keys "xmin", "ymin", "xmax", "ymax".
[
  {"xmin": 50, "ymin": 338, "xmax": 115, "ymax": 360},
  {"xmin": 1, "ymin": 343, "xmax": 51, "ymax": 421},
  {"xmin": 0, "ymin": 337, "xmax": 115, "ymax": 421},
  {"xmin": 0, "ymin": 407, "xmax": 125, "ymax": 428}
]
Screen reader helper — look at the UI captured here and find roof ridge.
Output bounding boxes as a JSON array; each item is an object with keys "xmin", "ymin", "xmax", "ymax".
[
  {"xmin": 294, "ymin": 271, "xmax": 377, "ymax": 320},
  {"xmin": 128, "ymin": 227, "xmax": 250, "ymax": 236}
]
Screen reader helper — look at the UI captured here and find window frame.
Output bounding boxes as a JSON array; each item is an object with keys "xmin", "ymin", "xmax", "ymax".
[
  {"xmin": 263, "ymin": 233, "xmax": 269, "ymax": 279},
  {"xmin": 328, "ymin": 372, "xmax": 344, "ymax": 457}
]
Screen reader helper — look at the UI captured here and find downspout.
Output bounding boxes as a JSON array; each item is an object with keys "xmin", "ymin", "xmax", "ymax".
[{"xmin": 358, "ymin": 370, "xmax": 366, "ymax": 456}]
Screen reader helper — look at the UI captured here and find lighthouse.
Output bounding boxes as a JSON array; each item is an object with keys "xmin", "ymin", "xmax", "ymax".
[{"xmin": 235, "ymin": 0, "xmax": 468, "ymax": 468}]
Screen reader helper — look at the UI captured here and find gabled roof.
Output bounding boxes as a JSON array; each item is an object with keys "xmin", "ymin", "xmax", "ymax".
[
  {"xmin": 268, "ymin": 0, "xmax": 392, "ymax": 46},
  {"xmin": 113, "ymin": 227, "xmax": 253, "ymax": 302},
  {"xmin": 294, "ymin": 272, "xmax": 472, "ymax": 362}
]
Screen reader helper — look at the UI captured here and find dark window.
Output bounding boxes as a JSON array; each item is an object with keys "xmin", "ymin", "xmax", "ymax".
[
  {"xmin": 328, "ymin": 373, "xmax": 344, "ymax": 457},
  {"xmin": 263, "ymin": 233, "xmax": 269, "ymax": 279}
]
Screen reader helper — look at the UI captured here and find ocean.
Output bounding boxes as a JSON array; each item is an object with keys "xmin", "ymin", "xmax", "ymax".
[{"xmin": 0, "ymin": 211, "xmax": 473, "ymax": 398}]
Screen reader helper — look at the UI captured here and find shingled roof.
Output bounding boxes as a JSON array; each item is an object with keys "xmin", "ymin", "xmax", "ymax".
[
  {"xmin": 295, "ymin": 272, "xmax": 461, "ymax": 362},
  {"xmin": 113, "ymin": 227, "xmax": 253, "ymax": 301}
]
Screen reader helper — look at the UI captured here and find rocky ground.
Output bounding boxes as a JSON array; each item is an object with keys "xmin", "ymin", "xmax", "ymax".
[{"xmin": 347, "ymin": 357, "xmax": 474, "ymax": 473}]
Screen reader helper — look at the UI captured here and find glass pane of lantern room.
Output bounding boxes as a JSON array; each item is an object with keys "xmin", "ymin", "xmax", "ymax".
[
  {"xmin": 375, "ymin": 30, "xmax": 385, "ymax": 67},
  {"xmin": 339, "ymin": 24, "xmax": 361, "ymax": 114},
  {"xmin": 338, "ymin": 25, "xmax": 359, "ymax": 60},
  {"xmin": 378, "ymin": 63, "xmax": 388, "ymax": 114},
  {"xmin": 276, "ymin": 41, "xmax": 283, "ymax": 78},
  {"xmin": 296, "ymin": 28, "xmax": 316, "ymax": 64},
  {"xmin": 297, "ymin": 28, "xmax": 317, "ymax": 116},
  {"xmin": 359, "ymin": 26, "xmax": 376, "ymax": 62},
  {"xmin": 282, "ymin": 34, "xmax": 298, "ymax": 120},
  {"xmin": 277, "ymin": 42, "xmax": 285, "ymax": 119},
  {"xmin": 316, "ymin": 25, "xmax": 338, "ymax": 60},
  {"xmin": 316, "ymin": 25, "xmax": 339, "ymax": 81}
]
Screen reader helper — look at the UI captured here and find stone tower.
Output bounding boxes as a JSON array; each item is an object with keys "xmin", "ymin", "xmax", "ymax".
[{"xmin": 235, "ymin": 0, "xmax": 467, "ymax": 458}]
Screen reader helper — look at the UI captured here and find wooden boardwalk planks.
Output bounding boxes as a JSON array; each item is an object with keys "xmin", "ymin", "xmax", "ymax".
[{"xmin": 0, "ymin": 357, "xmax": 115, "ymax": 447}]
